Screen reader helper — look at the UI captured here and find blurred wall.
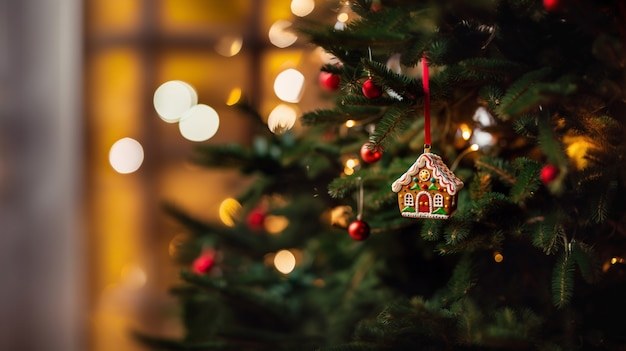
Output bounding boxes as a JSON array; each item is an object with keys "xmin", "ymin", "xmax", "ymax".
[{"xmin": 0, "ymin": 0, "xmax": 83, "ymax": 351}]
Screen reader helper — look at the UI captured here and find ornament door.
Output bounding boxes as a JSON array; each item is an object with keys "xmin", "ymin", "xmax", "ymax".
[{"xmin": 418, "ymin": 193, "xmax": 430, "ymax": 213}]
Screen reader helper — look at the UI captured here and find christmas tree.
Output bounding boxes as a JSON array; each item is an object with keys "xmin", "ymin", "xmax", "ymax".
[{"xmin": 137, "ymin": 0, "xmax": 626, "ymax": 350}]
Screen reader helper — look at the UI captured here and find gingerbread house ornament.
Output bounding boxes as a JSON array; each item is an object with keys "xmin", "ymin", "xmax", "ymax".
[{"xmin": 391, "ymin": 152, "xmax": 463, "ymax": 219}]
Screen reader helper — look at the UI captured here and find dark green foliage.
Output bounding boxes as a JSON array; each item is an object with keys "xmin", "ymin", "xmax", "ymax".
[{"xmin": 140, "ymin": 1, "xmax": 626, "ymax": 350}]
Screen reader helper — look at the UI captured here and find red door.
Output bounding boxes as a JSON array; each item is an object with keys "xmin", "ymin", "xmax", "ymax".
[{"xmin": 418, "ymin": 193, "xmax": 430, "ymax": 213}]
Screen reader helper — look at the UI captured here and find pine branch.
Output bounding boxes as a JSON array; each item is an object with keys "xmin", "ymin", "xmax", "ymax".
[
  {"xmin": 475, "ymin": 156, "xmax": 516, "ymax": 185},
  {"xmin": 368, "ymin": 103, "xmax": 416, "ymax": 148},
  {"xmin": 509, "ymin": 158, "xmax": 541, "ymax": 205},
  {"xmin": 551, "ymin": 251, "xmax": 575, "ymax": 308}
]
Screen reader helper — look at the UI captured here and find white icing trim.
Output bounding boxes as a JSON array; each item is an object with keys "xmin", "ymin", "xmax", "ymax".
[{"xmin": 391, "ymin": 153, "xmax": 464, "ymax": 194}]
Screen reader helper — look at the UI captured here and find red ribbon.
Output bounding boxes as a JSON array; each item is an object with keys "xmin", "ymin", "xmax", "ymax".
[{"xmin": 422, "ymin": 54, "xmax": 431, "ymax": 147}]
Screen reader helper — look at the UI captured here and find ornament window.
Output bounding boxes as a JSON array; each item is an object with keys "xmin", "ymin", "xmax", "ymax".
[
  {"xmin": 434, "ymin": 194, "xmax": 444, "ymax": 208},
  {"xmin": 404, "ymin": 193, "xmax": 414, "ymax": 207}
]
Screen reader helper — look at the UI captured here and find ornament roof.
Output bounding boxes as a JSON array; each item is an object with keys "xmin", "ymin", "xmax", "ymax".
[{"xmin": 391, "ymin": 153, "xmax": 464, "ymax": 195}]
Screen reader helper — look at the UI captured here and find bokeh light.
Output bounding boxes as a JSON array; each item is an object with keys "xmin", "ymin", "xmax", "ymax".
[
  {"xmin": 291, "ymin": 0, "xmax": 315, "ymax": 17},
  {"xmin": 178, "ymin": 104, "xmax": 220, "ymax": 142},
  {"xmin": 226, "ymin": 87, "xmax": 242, "ymax": 106},
  {"xmin": 274, "ymin": 249, "xmax": 296, "ymax": 274},
  {"xmin": 219, "ymin": 198, "xmax": 242, "ymax": 227},
  {"xmin": 267, "ymin": 104, "xmax": 297, "ymax": 134},
  {"xmin": 214, "ymin": 35, "xmax": 243, "ymax": 57},
  {"xmin": 264, "ymin": 215, "xmax": 289, "ymax": 235},
  {"xmin": 268, "ymin": 20, "xmax": 298, "ymax": 48},
  {"xmin": 109, "ymin": 137, "xmax": 144, "ymax": 174},
  {"xmin": 153, "ymin": 80, "xmax": 197, "ymax": 123},
  {"xmin": 274, "ymin": 68, "xmax": 305, "ymax": 103}
]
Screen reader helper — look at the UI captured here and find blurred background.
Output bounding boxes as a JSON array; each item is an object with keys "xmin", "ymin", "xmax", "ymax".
[{"xmin": 0, "ymin": 0, "xmax": 333, "ymax": 350}]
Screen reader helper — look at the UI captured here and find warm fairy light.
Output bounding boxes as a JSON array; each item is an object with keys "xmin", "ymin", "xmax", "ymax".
[
  {"xmin": 214, "ymin": 35, "xmax": 243, "ymax": 57},
  {"xmin": 450, "ymin": 144, "xmax": 480, "ymax": 171},
  {"xmin": 473, "ymin": 106, "xmax": 495, "ymax": 127},
  {"xmin": 471, "ymin": 129, "xmax": 495, "ymax": 147},
  {"xmin": 344, "ymin": 157, "xmax": 360, "ymax": 175},
  {"xmin": 268, "ymin": 20, "xmax": 298, "ymax": 48},
  {"xmin": 109, "ymin": 137, "xmax": 144, "ymax": 174},
  {"xmin": 345, "ymin": 120, "xmax": 356, "ymax": 128},
  {"xmin": 179, "ymin": 104, "xmax": 220, "ymax": 142},
  {"xmin": 264, "ymin": 215, "xmax": 289, "ymax": 235},
  {"xmin": 274, "ymin": 68, "xmax": 305, "ymax": 103},
  {"xmin": 611, "ymin": 257, "xmax": 625, "ymax": 264},
  {"xmin": 267, "ymin": 104, "xmax": 297, "ymax": 134},
  {"xmin": 337, "ymin": 12, "xmax": 349, "ymax": 23},
  {"xmin": 493, "ymin": 251, "xmax": 504, "ymax": 263},
  {"xmin": 291, "ymin": 0, "xmax": 315, "ymax": 17},
  {"xmin": 346, "ymin": 158, "xmax": 359, "ymax": 169},
  {"xmin": 153, "ymin": 80, "xmax": 198, "ymax": 123},
  {"xmin": 218, "ymin": 198, "xmax": 242, "ymax": 227},
  {"xmin": 226, "ymin": 88, "xmax": 242, "ymax": 106},
  {"xmin": 460, "ymin": 123, "xmax": 472, "ymax": 140},
  {"xmin": 274, "ymin": 250, "xmax": 296, "ymax": 274},
  {"xmin": 564, "ymin": 134, "xmax": 597, "ymax": 170}
]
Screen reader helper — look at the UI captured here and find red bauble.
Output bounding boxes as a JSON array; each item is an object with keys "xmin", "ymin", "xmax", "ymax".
[
  {"xmin": 543, "ymin": 0, "xmax": 560, "ymax": 11},
  {"xmin": 192, "ymin": 250, "xmax": 215, "ymax": 274},
  {"xmin": 540, "ymin": 164, "xmax": 560, "ymax": 185},
  {"xmin": 361, "ymin": 78, "xmax": 383, "ymax": 99},
  {"xmin": 319, "ymin": 71, "xmax": 340, "ymax": 91},
  {"xmin": 348, "ymin": 219, "xmax": 370, "ymax": 241},
  {"xmin": 360, "ymin": 142, "xmax": 383, "ymax": 163},
  {"xmin": 246, "ymin": 208, "xmax": 266, "ymax": 231}
]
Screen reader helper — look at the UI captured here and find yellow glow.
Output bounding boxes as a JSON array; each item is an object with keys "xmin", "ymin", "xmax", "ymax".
[
  {"xmin": 345, "ymin": 120, "xmax": 356, "ymax": 128},
  {"xmin": 219, "ymin": 198, "xmax": 242, "ymax": 227},
  {"xmin": 274, "ymin": 250, "xmax": 296, "ymax": 274},
  {"xmin": 109, "ymin": 138, "xmax": 144, "ymax": 174},
  {"xmin": 215, "ymin": 35, "xmax": 243, "ymax": 57},
  {"xmin": 344, "ymin": 166, "xmax": 355, "ymax": 175},
  {"xmin": 88, "ymin": 0, "xmax": 140, "ymax": 33},
  {"xmin": 226, "ymin": 88, "xmax": 242, "ymax": 106},
  {"xmin": 264, "ymin": 215, "xmax": 289, "ymax": 235},
  {"xmin": 337, "ymin": 12, "xmax": 349, "ymax": 23},
  {"xmin": 611, "ymin": 257, "xmax": 625, "ymax": 264},
  {"xmin": 564, "ymin": 135, "xmax": 598, "ymax": 170},
  {"xmin": 346, "ymin": 158, "xmax": 359, "ymax": 169},
  {"xmin": 493, "ymin": 252, "xmax": 504, "ymax": 263},
  {"xmin": 470, "ymin": 143, "xmax": 480, "ymax": 151},
  {"xmin": 460, "ymin": 123, "xmax": 472, "ymax": 140}
]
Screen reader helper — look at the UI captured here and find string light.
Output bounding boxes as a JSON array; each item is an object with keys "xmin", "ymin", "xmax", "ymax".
[
  {"xmin": 493, "ymin": 251, "xmax": 504, "ymax": 263},
  {"xmin": 450, "ymin": 144, "xmax": 479, "ymax": 171}
]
